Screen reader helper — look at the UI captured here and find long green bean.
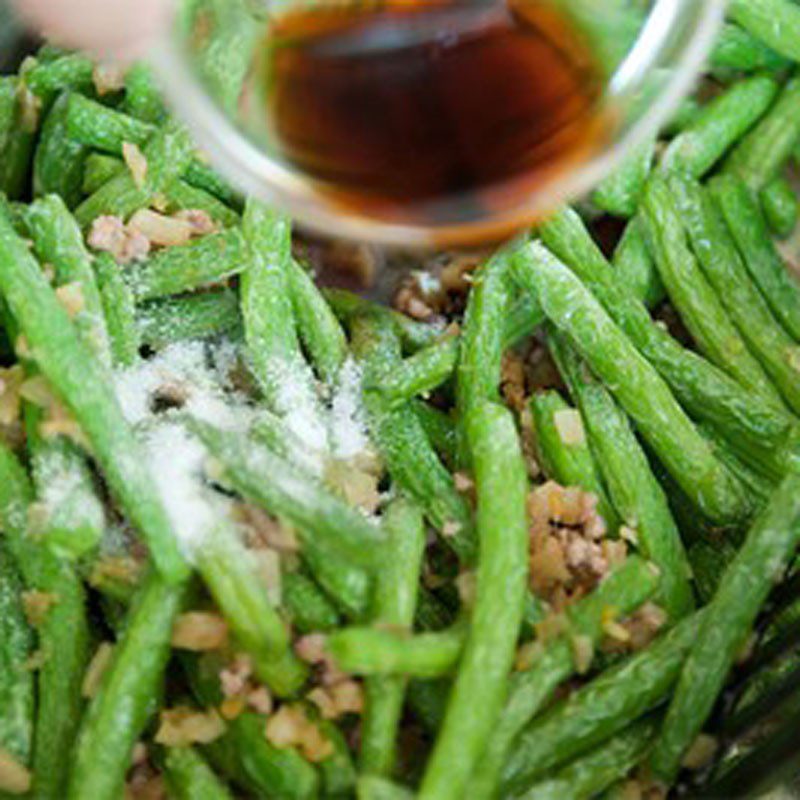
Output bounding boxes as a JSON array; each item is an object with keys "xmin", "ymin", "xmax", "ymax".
[
  {"xmin": 188, "ymin": 418, "xmax": 385, "ymax": 570},
  {"xmin": 470, "ymin": 556, "xmax": 661, "ymax": 800},
  {"xmin": 502, "ymin": 610, "xmax": 705, "ymax": 793},
  {"xmin": 667, "ymin": 172, "xmax": 800, "ymax": 414},
  {"xmin": 419, "ymin": 402, "xmax": 528, "ymax": 800},
  {"xmin": 513, "ymin": 241, "xmax": 748, "ymax": 524},
  {"xmin": 68, "ymin": 573, "xmax": 186, "ymax": 800},
  {"xmin": 360, "ymin": 499, "xmax": 426, "ymax": 777},
  {"xmin": 0, "ymin": 440, "xmax": 91, "ymax": 799},
  {"xmin": 710, "ymin": 173, "xmax": 800, "ymax": 343},
  {"xmin": 662, "ymin": 74, "xmax": 779, "ymax": 179},
  {"xmin": 196, "ymin": 520, "xmax": 308, "ymax": 697},
  {"xmin": 641, "ymin": 174, "xmax": 783, "ymax": 405},
  {"xmin": 162, "ymin": 746, "xmax": 234, "ymax": 800},
  {"xmin": 762, "ymin": 176, "xmax": 799, "ymax": 239},
  {"xmin": 529, "ymin": 389, "xmax": 619, "ymax": 532},
  {"xmin": 518, "ymin": 717, "xmax": 657, "ymax": 800},
  {"xmin": 540, "ymin": 207, "xmax": 794, "ymax": 480},
  {"xmin": 550, "ymin": 332, "xmax": 694, "ymax": 619},
  {"xmin": 352, "ymin": 312, "xmax": 476, "ymax": 562},
  {"xmin": 650, "ymin": 469, "xmax": 800, "ymax": 781},
  {"xmin": 0, "ymin": 209, "xmax": 188, "ymax": 582}
]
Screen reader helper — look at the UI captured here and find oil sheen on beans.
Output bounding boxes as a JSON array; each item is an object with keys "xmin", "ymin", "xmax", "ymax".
[{"xmin": 262, "ymin": 0, "xmax": 606, "ymax": 232}]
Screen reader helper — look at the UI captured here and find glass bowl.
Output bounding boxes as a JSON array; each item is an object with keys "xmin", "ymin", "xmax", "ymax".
[{"xmin": 149, "ymin": 0, "xmax": 725, "ymax": 247}]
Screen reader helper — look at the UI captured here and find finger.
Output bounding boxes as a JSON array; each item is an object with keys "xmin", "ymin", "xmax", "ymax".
[{"xmin": 12, "ymin": 0, "xmax": 170, "ymax": 59}]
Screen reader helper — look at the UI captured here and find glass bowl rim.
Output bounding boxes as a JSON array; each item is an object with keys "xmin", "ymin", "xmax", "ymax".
[{"xmin": 150, "ymin": 0, "xmax": 726, "ymax": 247}]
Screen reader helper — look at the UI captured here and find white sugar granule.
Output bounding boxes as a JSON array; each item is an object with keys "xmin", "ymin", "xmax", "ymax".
[
  {"xmin": 271, "ymin": 357, "xmax": 329, "ymax": 457},
  {"xmin": 329, "ymin": 357, "xmax": 370, "ymax": 460},
  {"xmin": 141, "ymin": 421, "xmax": 219, "ymax": 559}
]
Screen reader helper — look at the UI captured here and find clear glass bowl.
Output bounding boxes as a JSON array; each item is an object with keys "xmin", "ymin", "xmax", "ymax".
[{"xmin": 150, "ymin": 0, "xmax": 725, "ymax": 246}]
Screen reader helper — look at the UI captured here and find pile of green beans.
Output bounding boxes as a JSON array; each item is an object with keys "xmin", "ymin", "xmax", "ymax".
[{"xmin": 3, "ymin": 2, "xmax": 800, "ymax": 798}]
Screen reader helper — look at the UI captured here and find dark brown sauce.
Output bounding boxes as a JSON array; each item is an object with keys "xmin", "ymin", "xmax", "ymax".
[{"xmin": 262, "ymin": 0, "xmax": 607, "ymax": 237}]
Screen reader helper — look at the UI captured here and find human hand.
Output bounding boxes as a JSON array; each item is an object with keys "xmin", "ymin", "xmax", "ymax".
[{"xmin": 12, "ymin": 0, "xmax": 170, "ymax": 59}]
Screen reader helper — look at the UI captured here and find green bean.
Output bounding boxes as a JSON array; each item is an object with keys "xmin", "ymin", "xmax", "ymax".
[
  {"xmin": 518, "ymin": 717, "xmax": 657, "ymax": 800},
  {"xmin": 470, "ymin": 556, "xmax": 661, "ymax": 800},
  {"xmin": 282, "ymin": 571, "xmax": 342, "ymax": 634},
  {"xmin": 74, "ymin": 122, "xmax": 195, "ymax": 228},
  {"xmin": 725, "ymin": 75, "xmax": 800, "ymax": 191},
  {"xmin": 196, "ymin": 520, "xmax": 308, "ymax": 697},
  {"xmin": 324, "ymin": 288, "xmax": 444, "ymax": 353},
  {"xmin": 160, "ymin": 179, "xmax": 241, "ymax": 228},
  {"xmin": 368, "ymin": 334, "xmax": 458, "ymax": 409},
  {"xmin": 203, "ymin": 711, "xmax": 320, "ymax": 798},
  {"xmin": 123, "ymin": 63, "xmax": 167, "ymax": 124},
  {"xmin": 360, "ymin": 499, "xmax": 426, "ymax": 777},
  {"xmin": 761, "ymin": 176, "xmax": 799, "ymax": 238},
  {"xmin": 93, "ymin": 252, "xmax": 141, "ymax": 368},
  {"xmin": 666, "ymin": 172, "xmax": 800, "ymax": 414},
  {"xmin": 365, "ymin": 292, "xmax": 541, "ymax": 410},
  {"xmin": 82, "ymin": 153, "xmax": 122, "ymax": 195},
  {"xmin": 0, "ymin": 544, "xmax": 34, "ymax": 766},
  {"xmin": 612, "ymin": 217, "xmax": 664, "ymax": 308},
  {"xmin": 710, "ymin": 23, "xmax": 788, "ymax": 73},
  {"xmin": 641, "ymin": 174, "xmax": 783, "ymax": 406},
  {"xmin": 456, "ymin": 245, "xmax": 517, "ymax": 462},
  {"xmin": 33, "ymin": 44, "xmax": 71, "ymax": 63},
  {"xmin": 186, "ymin": 0, "xmax": 258, "ymax": 114},
  {"xmin": 0, "ymin": 210, "xmax": 188, "ymax": 582},
  {"xmin": 138, "ymin": 289, "xmax": 241, "ymax": 349},
  {"xmin": 502, "ymin": 292, "xmax": 545, "ymax": 349},
  {"xmin": 539, "ymin": 205, "xmax": 794, "ymax": 482},
  {"xmin": 662, "ymin": 74, "xmax": 779, "ymax": 178},
  {"xmin": 300, "ymin": 539, "xmax": 371, "ymax": 622},
  {"xmin": 249, "ymin": 411, "xmax": 321, "ymax": 472},
  {"xmin": 162, "ymin": 746, "xmax": 233, "ymax": 800},
  {"xmin": 513, "ymin": 241, "xmax": 747, "ymax": 524},
  {"xmin": 700, "ymin": 423, "xmax": 775, "ymax": 511},
  {"xmin": 185, "ymin": 651, "xmax": 320, "ymax": 799},
  {"xmin": 318, "ymin": 719, "xmax": 357, "ymax": 797},
  {"xmin": 129, "ymin": 228, "xmax": 246, "ymax": 301},
  {"xmin": 65, "ymin": 94, "xmax": 239, "ymax": 207},
  {"xmin": 188, "ymin": 418, "xmax": 384, "ymax": 571},
  {"xmin": 529, "ymin": 389, "xmax": 619, "ymax": 532},
  {"xmin": 0, "ymin": 440, "xmax": 91, "ymax": 800},
  {"xmin": 687, "ymin": 539, "xmax": 737, "ymax": 604},
  {"xmin": 0, "ymin": 77, "xmax": 36, "ymax": 200},
  {"xmin": 351, "ymin": 312, "xmax": 476, "ymax": 563},
  {"xmin": 240, "ymin": 202, "xmax": 324, "ymax": 435},
  {"xmin": 650, "ymin": 469, "xmax": 800, "ymax": 781},
  {"xmin": 22, "ymin": 54, "xmax": 94, "ymax": 108},
  {"xmin": 25, "ymin": 404, "xmax": 106, "ymax": 561},
  {"xmin": 33, "ymin": 92, "xmax": 88, "ymax": 209},
  {"xmin": 286, "ymin": 259, "xmax": 348, "ymax": 385},
  {"xmin": 592, "ymin": 137, "xmax": 655, "ymax": 218},
  {"xmin": 412, "ymin": 401, "xmax": 457, "ymax": 468},
  {"xmin": 329, "ymin": 623, "xmax": 465, "ymax": 680},
  {"xmin": 662, "ymin": 98, "xmax": 702, "ymax": 137},
  {"xmin": 549, "ymin": 332, "xmax": 694, "ymax": 619},
  {"xmin": 358, "ymin": 776, "xmax": 415, "ymax": 800},
  {"xmin": 65, "ymin": 92, "xmax": 155, "ymax": 153},
  {"xmin": 419, "ymin": 402, "xmax": 529, "ymax": 800},
  {"xmin": 0, "ymin": 193, "xmax": 26, "ymax": 237},
  {"xmin": 68, "ymin": 572, "xmax": 186, "ymax": 800},
  {"xmin": 728, "ymin": 0, "xmax": 800, "ymax": 65},
  {"xmin": 501, "ymin": 610, "xmax": 705, "ymax": 793},
  {"xmin": 710, "ymin": 173, "xmax": 800, "ymax": 343},
  {"xmin": 82, "ymin": 152, "xmax": 240, "ymax": 228},
  {"xmin": 407, "ymin": 678, "xmax": 449, "ymax": 733},
  {"xmin": 24, "ymin": 193, "xmax": 111, "ymax": 364}
]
